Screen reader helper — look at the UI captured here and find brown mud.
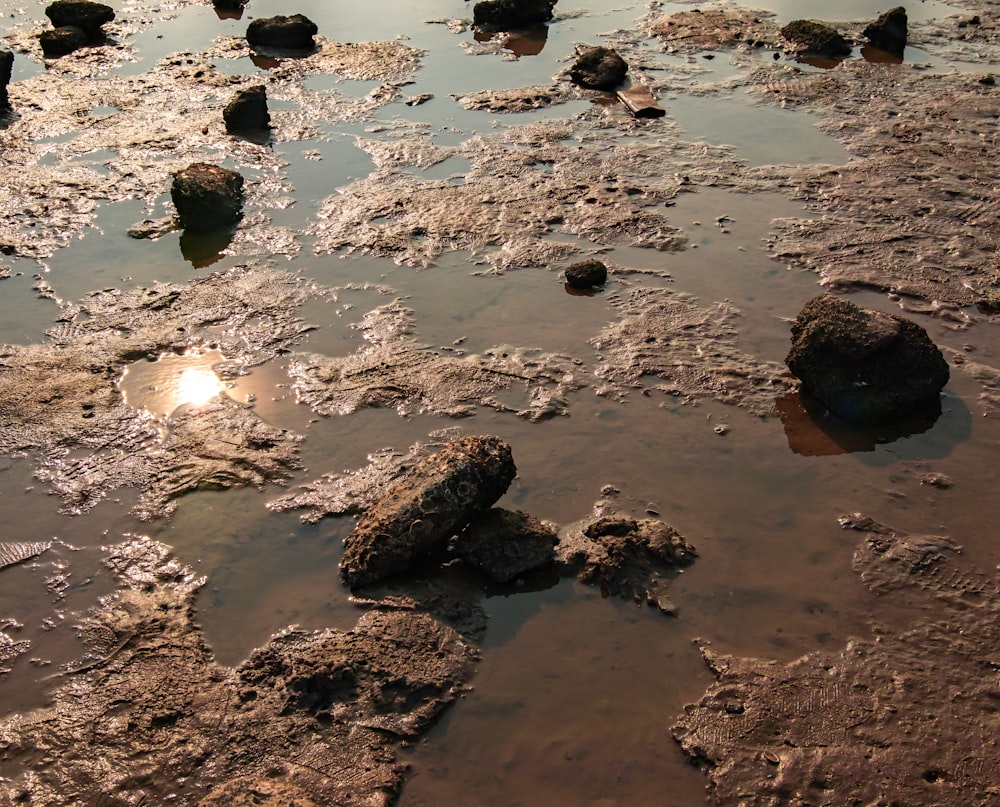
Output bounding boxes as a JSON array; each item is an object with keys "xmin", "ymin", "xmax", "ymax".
[{"xmin": 0, "ymin": 0, "xmax": 998, "ymax": 803}]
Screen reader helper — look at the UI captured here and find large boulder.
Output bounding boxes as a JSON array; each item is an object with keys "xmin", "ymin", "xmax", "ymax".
[
  {"xmin": 39, "ymin": 26, "xmax": 88, "ymax": 57},
  {"xmin": 0, "ymin": 51, "xmax": 12, "ymax": 111},
  {"xmin": 569, "ymin": 47, "xmax": 628, "ymax": 90},
  {"xmin": 454, "ymin": 508, "xmax": 558, "ymax": 583},
  {"xmin": 473, "ymin": 0, "xmax": 556, "ymax": 32},
  {"xmin": 246, "ymin": 14, "xmax": 318, "ymax": 49},
  {"xmin": 170, "ymin": 163, "xmax": 245, "ymax": 232},
  {"xmin": 863, "ymin": 6, "xmax": 908, "ymax": 54},
  {"xmin": 340, "ymin": 436, "xmax": 516, "ymax": 588},
  {"xmin": 223, "ymin": 85, "xmax": 270, "ymax": 132},
  {"xmin": 785, "ymin": 295, "xmax": 949, "ymax": 424},
  {"xmin": 44, "ymin": 0, "xmax": 114, "ymax": 37},
  {"xmin": 780, "ymin": 19, "xmax": 852, "ymax": 57}
]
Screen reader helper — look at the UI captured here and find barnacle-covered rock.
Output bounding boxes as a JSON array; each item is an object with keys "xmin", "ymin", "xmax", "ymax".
[{"xmin": 340, "ymin": 435, "xmax": 516, "ymax": 587}]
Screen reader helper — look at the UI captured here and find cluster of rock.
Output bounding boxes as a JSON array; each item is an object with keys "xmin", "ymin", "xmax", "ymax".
[
  {"xmin": 338, "ymin": 435, "xmax": 697, "ymax": 613},
  {"xmin": 780, "ymin": 6, "xmax": 908, "ymax": 59},
  {"xmin": 39, "ymin": 0, "xmax": 115, "ymax": 57}
]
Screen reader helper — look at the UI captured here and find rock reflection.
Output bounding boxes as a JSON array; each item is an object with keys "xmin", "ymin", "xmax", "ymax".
[
  {"xmin": 473, "ymin": 25, "xmax": 549, "ymax": 57},
  {"xmin": 860, "ymin": 45, "xmax": 904, "ymax": 64},
  {"xmin": 778, "ymin": 389, "xmax": 951, "ymax": 456},
  {"xmin": 179, "ymin": 226, "xmax": 233, "ymax": 268}
]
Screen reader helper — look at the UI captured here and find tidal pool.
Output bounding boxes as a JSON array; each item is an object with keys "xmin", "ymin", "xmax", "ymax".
[{"xmin": 1, "ymin": 0, "xmax": 998, "ymax": 803}]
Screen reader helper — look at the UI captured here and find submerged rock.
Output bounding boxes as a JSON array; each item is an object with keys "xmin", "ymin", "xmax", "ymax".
[
  {"xmin": 170, "ymin": 163, "xmax": 245, "ymax": 232},
  {"xmin": 246, "ymin": 14, "xmax": 318, "ymax": 49},
  {"xmin": 569, "ymin": 47, "xmax": 628, "ymax": 91},
  {"xmin": 0, "ymin": 50, "xmax": 12, "ymax": 110},
  {"xmin": 557, "ymin": 515, "xmax": 697, "ymax": 614},
  {"xmin": 780, "ymin": 19, "xmax": 852, "ymax": 57},
  {"xmin": 44, "ymin": 0, "xmax": 115, "ymax": 37},
  {"xmin": 473, "ymin": 0, "xmax": 556, "ymax": 32},
  {"xmin": 340, "ymin": 435, "xmax": 516, "ymax": 588},
  {"xmin": 785, "ymin": 295, "xmax": 949, "ymax": 424},
  {"xmin": 223, "ymin": 84, "xmax": 270, "ymax": 132},
  {"xmin": 39, "ymin": 25, "xmax": 89, "ymax": 57},
  {"xmin": 863, "ymin": 6, "xmax": 908, "ymax": 54},
  {"xmin": 564, "ymin": 259, "xmax": 608, "ymax": 288},
  {"xmin": 454, "ymin": 507, "xmax": 558, "ymax": 583}
]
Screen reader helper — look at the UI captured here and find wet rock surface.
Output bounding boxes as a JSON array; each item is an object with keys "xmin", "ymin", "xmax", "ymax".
[
  {"xmin": 0, "ymin": 538, "xmax": 478, "ymax": 806},
  {"xmin": 564, "ymin": 258, "xmax": 608, "ymax": 289},
  {"xmin": 340, "ymin": 435, "xmax": 517, "ymax": 588},
  {"xmin": 453, "ymin": 507, "xmax": 558, "ymax": 583},
  {"xmin": 673, "ymin": 515, "xmax": 1000, "ymax": 806},
  {"xmin": 569, "ymin": 46, "xmax": 628, "ymax": 90},
  {"xmin": 780, "ymin": 19, "xmax": 852, "ymax": 57},
  {"xmin": 557, "ymin": 513, "xmax": 697, "ymax": 615},
  {"xmin": 38, "ymin": 25, "xmax": 88, "ymax": 57},
  {"xmin": 171, "ymin": 163, "xmax": 246, "ymax": 232},
  {"xmin": 863, "ymin": 6, "xmax": 908, "ymax": 54},
  {"xmin": 44, "ymin": 0, "xmax": 114, "ymax": 37},
  {"xmin": 246, "ymin": 14, "xmax": 318, "ymax": 50},
  {"xmin": 786, "ymin": 295, "xmax": 949, "ymax": 424},
  {"xmin": 223, "ymin": 84, "xmax": 270, "ymax": 133},
  {"xmin": 473, "ymin": 0, "xmax": 556, "ymax": 32}
]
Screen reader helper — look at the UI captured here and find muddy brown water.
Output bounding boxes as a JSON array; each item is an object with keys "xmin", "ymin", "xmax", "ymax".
[{"xmin": 1, "ymin": 0, "xmax": 997, "ymax": 803}]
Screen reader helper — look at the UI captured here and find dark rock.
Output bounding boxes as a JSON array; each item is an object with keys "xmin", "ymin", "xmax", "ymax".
[
  {"xmin": 454, "ymin": 507, "xmax": 558, "ymax": 583},
  {"xmin": 785, "ymin": 294, "xmax": 949, "ymax": 424},
  {"xmin": 170, "ymin": 163, "xmax": 245, "ymax": 232},
  {"xmin": 246, "ymin": 14, "xmax": 318, "ymax": 49},
  {"xmin": 473, "ymin": 0, "xmax": 557, "ymax": 32},
  {"xmin": 212, "ymin": 0, "xmax": 246, "ymax": 11},
  {"xmin": 223, "ymin": 85, "xmax": 270, "ymax": 133},
  {"xmin": 0, "ymin": 51, "xmax": 12, "ymax": 111},
  {"xmin": 569, "ymin": 47, "xmax": 628, "ymax": 91},
  {"xmin": 39, "ymin": 25, "xmax": 89, "ymax": 57},
  {"xmin": 617, "ymin": 85, "xmax": 666, "ymax": 118},
  {"xmin": 780, "ymin": 19, "xmax": 852, "ymax": 57},
  {"xmin": 863, "ymin": 7, "xmax": 907, "ymax": 54},
  {"xmin": 340, "ymin": 435, "xmax": 517, "ymax": 588},
  {"xmin": 565, "ymin": 259, "xmax": 608, "ymax": 288},
  {"xmin": 44, "ymin": 0, "xmax": 114, "ymax": 37}
]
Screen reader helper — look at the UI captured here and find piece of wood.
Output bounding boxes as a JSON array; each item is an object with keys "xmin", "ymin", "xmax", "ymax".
[{"xmin": 617, "ymin": 85, "xmax": 665, "ymax": 118}]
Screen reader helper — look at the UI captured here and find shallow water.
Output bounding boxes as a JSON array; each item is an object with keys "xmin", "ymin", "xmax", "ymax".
[{"xmin": 0, "ymin": 0, "xmax": 996, "ymax": 803}]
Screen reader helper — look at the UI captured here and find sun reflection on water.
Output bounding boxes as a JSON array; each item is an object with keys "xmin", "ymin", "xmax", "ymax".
[{"xmin": 118, "ymin": 349, "xmax": 227, "ymax": 418}]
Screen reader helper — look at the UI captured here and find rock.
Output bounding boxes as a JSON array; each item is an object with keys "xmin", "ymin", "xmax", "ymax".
[
  {"xmin": 211, "ymin": 0, "xmax": 246, "ymax": 12},
  {"xmin": 785, "ymin": 294, "xmax": 949, "ymax": 424},
  {"xmin": 780, "ymin": 19, "xmax": 852, "ymax": 57},
  {"xmin": 454, "ymin": 508, "xmax": 558, "ymax": 583},
  {"xmin": 223, "ymin": 85, "xmax": 270, "ymax": 132},
  {"xmin": 617, "ymin": 85, "xmax": 666, "ymax": 118},
  {"xmin": 564, "ymin": 259, "xmax": 608, "ymax": 288},
  {"xmin": 170, "ymin": 163, "xmax": 245, "ymax": 232},
  {"xmin": 340, "ymin": 435, "xmax": 517, "ymax": 588},
  {"xmin": 44, "ymin": 0, "xmax": 114, "ymax": 37},
  {"xmin": 0, "ymin": 51, "xmax": 12, "ymax": 110},
  {"xmin": 863, "ymin": 6, "xmax": 907, "ymax": 54},
  {"xmin": 569, "ymin": 47, "xmax": 628, "ymax": 91},
  {"xmin": 246, "ymin": 14, "xmax": 318, "ymax": 49},
  {"xmin": 557, "ymin": 515, "xmax": 697, "ymax": 614},
  {"xmin": 39, "ymin": 25, "xmax": 89, "ymax": 57},
  {"xmin": 472, "ymin": 0, "xmax": 557, "ymax": 32}
]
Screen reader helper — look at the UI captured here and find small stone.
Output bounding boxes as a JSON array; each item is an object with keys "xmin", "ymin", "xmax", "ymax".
[
  {"xmin": 170, "ymin": 163, "xmax": 245, "ymax": 232},
  {"xmin": 564, "ymin": 259, "xmax": 608, "ymax": 289},
  {"xmin": 780, "ymin": 19, "xmax": 852, "ymax": 57},
  {"xmin": 223, "ymin": 85, "xmax": 270, "ymax": 133},
  {"xmin": 39, "ymin": 25, "xmax": 89, "ymax": 57},
  {"xmin": 454, "ymin": 508, "xmax": 558, "ymax": 583},
  {"xmin": 863, "ymin": 7, "xmax": 907, "ymax": 55},
  {"xmin": 44, "ymin": 0, "xmax": 114, "ymax": 37},
  {"xmin": 246, "ymin": 14, "xmax": 318, "ymax": 49},
  {"xmin": 569, "ymin": 47, "xmax": 629, "ymax": 91}
]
